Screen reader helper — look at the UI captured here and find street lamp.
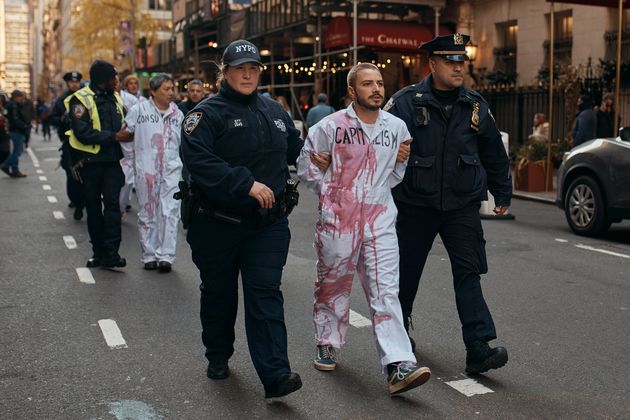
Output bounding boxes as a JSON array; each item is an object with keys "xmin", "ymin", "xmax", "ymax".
[{"xmin": 466, "ymin": 43, "xmax": 479, "ymax": 85}]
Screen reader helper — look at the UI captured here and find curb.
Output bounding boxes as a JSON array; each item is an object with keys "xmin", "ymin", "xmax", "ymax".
[{"xmin": 512, "ymin": 191, "xmax": 556, "ymax": 205}]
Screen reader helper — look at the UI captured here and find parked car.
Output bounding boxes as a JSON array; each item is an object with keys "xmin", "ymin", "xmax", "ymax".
[{"xmin": 556, "ymin": 127, "xmax": 630, "ymax": 236}]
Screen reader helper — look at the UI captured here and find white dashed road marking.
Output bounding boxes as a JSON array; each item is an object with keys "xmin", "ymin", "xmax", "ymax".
[
  {"xmin": 39, "ymin": 176, "xmax": 47, "ymax": 181},
  {"xmin": 575, "ymin": 244, "xmax": 630, "ymax": 260},
  {"xmin": 98, "ymin": 319, "xmax": 128, "ymax": 349},
  {"xmin": 36, "ymin": 169, "xmax": 43, "ymax": 174},
  {"xmin": 555, "ymin": 238, "xmax": 568, "ymax": 243},
  {"xmin": 63, "ymin": 235, "xmax": 77, "ymax": 249},
  {"xmin": 47, "ymin": 196, "xmax": 58, "ymax": 203},
  {"xmin": 53, "ymin": 211, "xmax": 65, "ymax": 219},
  {"xmin": 445, "ymin": 378, "xmax": 494, "ymax": 397},
  {"xmin": 42, "ymin": 185, "xmax": 51, "ymax": 191},
  {"xmin": 349, "ymin": 309, "xmax": 372, "ymax": 328},
  {"xmin": 76, "ymin": 267, "xmax": 95, "ymax": 284},
  {"xmin": 26, "ymin": 148, "xmax": 40, "ymax": 167}
]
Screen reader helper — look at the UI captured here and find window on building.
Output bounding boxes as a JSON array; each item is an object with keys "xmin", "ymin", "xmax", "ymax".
[
  {"xmin": 493, "ymin": 20, "xmax": 518, "ymax": 78},
  {"xmin": 149, "ymin": 0, "xmax": 172, "ymax": 10},
  {"xmin": 544, "ymin": 10, "xmax": 573, "ymax": 68}
]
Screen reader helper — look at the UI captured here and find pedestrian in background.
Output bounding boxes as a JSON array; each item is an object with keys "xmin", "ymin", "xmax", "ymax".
[
  {"xmin": 177, "ymin": 79, "xmax": 206, "ymax": 116},
  {"xmin": 572, "ymin": 94, "xmax": 597, "ymax": 147},
  {"xmin": 121, "ymin": 74, "xmax": 183, "ymax": 273},
  {"xmin": 596, "ymin": 92, "xmax": 616, "ymax": 138},
  {"xmin": 41, "ymin": 101, "xmax": 53, "ymax": 141},
  {"xmin": 20, "ymin": 95, "xmax": 34, "ymax": 149},
  {"xmin": 0, "ymin": 92, "xmax": 9, "ymax": 164},
  {"xmin": 298, "ymin": 63, "xmax": 430, "ymax": 395},
  {"xmin": 119, "ymin": 74, "xmax": 146, "ymax": 216},
  {"xmin": 528, "ymin": 113, "xmax": 549, "ymax": 143},
  {"xmin": 50, "ymin": 71, "xmax": 85, "ymax": 219},
  {"xmin": 1, "ymin": 90, "xmax": 29, "ymax": 178},
  {"xmin": 181, "ymin": 39, "xmax": 304, "ymax": 399},
  {"xmin": 66, "ymin": 60, "xmax": 130, "ymax": 268},
  {"xmin": 306, "ymin": 92, "xmax": 335, "ymax": 129},
  {"xmin": 385, "ymin": 33, "xmax": 512, "ymax": 375}
]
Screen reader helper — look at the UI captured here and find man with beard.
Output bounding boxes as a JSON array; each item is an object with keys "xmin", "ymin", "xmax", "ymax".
[
  {"xmin": 297, "ymin": 63, "xmax": 430, "ymax": 396},
  {"xmin": 385, "ymin": 34, "xmax": 512, "ymax": 375},
  {"xmin": 66, "ymin": 60, "xmax": 131, "ymax": 268},
  {"xmin": 50, "ymin": 71, "xmax": 85, "ymax": 219}
]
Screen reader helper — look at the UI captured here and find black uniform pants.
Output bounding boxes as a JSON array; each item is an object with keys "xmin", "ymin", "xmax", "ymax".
[
  {"xmin": 81, "ymin": 162, "xmax": 124, "ymax": 257},
  {"xmin": 396, "ymin": 202, "xmax": 497, "ymax": 345},
  {"xmin": 186, "ymin": 215, "xmax": 291, "ymax": 388}
]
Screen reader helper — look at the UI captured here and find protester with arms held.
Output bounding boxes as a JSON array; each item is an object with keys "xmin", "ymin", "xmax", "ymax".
[
  {"xmin": 385, "ymin": 34, "xmax": 511, "ymax": 374},
  {"xmin": 121, "ymin": 74, "xmax": 183, "ymax": 273},
  {"xmin": 50, "ymin": 71, "xmax": 85, "ymax": 219},
  {"xmin": 66, "ymin": 60, "xmax": 130, "ymax": 268},
  {"xmin": 180, "ymin": 40, "xmax": 304, "ymax": 399},
  {"xmin": 297, "ymin": 63, "xmax": 430, "ymax": 395}
]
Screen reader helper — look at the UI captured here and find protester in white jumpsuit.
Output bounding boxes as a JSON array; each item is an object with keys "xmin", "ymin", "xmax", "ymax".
[
  {"xmin": 297, "ymin": 63, "xmax": 431, "ymax": 395},
  {"xmin": 122, "ymin": 74, "xmax": 183, "ymax": 273},
  {"xmin": 119, "ymin": 75, "xmax": 146, "ymax": 215}
]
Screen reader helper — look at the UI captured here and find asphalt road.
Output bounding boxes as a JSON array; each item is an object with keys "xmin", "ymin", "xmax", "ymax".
[{"xmin": 1, "ymin": 132, "xmax": 629, "ymax": 419}]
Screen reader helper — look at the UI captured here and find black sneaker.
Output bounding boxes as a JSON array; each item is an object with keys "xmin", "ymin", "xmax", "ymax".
[
  {"xmin": 144, "ymin": 261, "xmax": 158, "ymax": 270},
  {"xmin": 465, "ymin": 339, "xmax": 508, "ymax": 374},
  {"xmin": 264, "ymin": 372, "xmax": 302, "ymax": 398},
  {"xmin": 101, "ymin": 254, "xmax": 127, "ymax": 268},
  {"xmin": 158, "ymin": 261, "xmax": 172, "ymax": 273},
  {"xmin": 387, "ymin": 361, "xmax": 431, "ymax": 395},
  {"xmin": 314, "ymin": 345, "xmax": 337, "ymax": 371},
  {"xmin": 86, "ymin": 256, "xmax": 101, "ymax": 268},
  {"xmin": 207, "ymin": 362, "xmax": 229, "ymax": 380}
]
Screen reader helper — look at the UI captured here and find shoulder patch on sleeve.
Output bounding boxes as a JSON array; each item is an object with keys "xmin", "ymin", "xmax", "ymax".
[
  {"xmin": 72, "ymin": 103, "xmax": 86, "ymax": 118},
  {"xmin": 183, "ymin": 111, "xmax": 203, "ymax": 136},
  {"xmin": 383, "ymin": 97, "xmax": 395, "ymax": 112}
]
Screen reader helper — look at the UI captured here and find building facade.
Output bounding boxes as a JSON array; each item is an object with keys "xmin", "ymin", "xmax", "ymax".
[{"xmin": 1, "ymin": 0, "xmax": 34, "ymax": 95}]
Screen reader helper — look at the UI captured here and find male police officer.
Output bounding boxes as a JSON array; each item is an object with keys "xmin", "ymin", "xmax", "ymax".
[
  {"xmin": 385, "ymin": 34, "xmax": 512, "ymax": 375},
  {"xmin": 50, "ymin": 71, "xmax": 85, "ymax": 219},
  {"xmin": 67, "ymin": 60, "xmax": 130, "ymax": 268}
]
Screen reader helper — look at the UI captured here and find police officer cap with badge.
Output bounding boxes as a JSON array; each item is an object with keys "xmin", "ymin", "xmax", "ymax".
[
  {"xmin": 63, "ymin": 71, "xmax": 83, "ymax": 83},
  {"xmin": 180, "ymin": 39, "xmax": 304, "ymax": 399},
  {"xmin": 385, "ymin": 33, "xmax": 513, "ymax": 378}
]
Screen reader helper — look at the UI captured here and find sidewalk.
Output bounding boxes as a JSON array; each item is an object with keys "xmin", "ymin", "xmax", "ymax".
[{"xmin": 512, "ymin": 189, "xmax": 556, "ymax": 205}]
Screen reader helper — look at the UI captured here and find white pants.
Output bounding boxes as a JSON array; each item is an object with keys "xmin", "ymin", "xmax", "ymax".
[
  {"xmin": 313, "ymin": 198, "xmax": 415, "ymax": 371},
  {"xmin": 135, "ymin": 168, "xmax": 181, "ymax": 264}
]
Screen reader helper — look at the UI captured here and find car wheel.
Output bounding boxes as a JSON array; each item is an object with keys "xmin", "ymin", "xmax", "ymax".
[{"xmin": 564, "ymin": 175, "xmax": 611, "ymax": 236}]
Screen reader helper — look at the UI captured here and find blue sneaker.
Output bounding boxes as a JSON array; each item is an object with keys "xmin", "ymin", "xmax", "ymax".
[
  {"xmin": 387, "ymin": 361, "xmax": 431, "ymax": 395},
  {"xmin": 314, "ymin": 345, "xmax": 337, "ymax": 371}
]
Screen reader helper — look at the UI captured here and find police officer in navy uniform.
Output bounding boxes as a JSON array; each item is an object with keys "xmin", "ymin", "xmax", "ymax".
[
  {"xmin": 385, "ymin": 34, "xmax": 512, "ymax": 375},
  {"xmin": 68, "ymin": 60, "xmax": 130, "ymax": 268},
  {"xmin": 181, "ymin": 40, "xmax": 304, "ymax": 398},
  {"xmin": 50, "ymin": 71, "xmax": 85, "ymax": 220}
]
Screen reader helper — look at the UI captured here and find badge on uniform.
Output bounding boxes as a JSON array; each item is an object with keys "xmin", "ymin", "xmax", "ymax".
[
  {"xmin": 184, "ymin": 112, "xmax": 202, "ymax": 135},
  {"xmin": 72, "ymin": 104, "xmax": 86, "ymax": 118},
  {"xmin": 415, "ymin": 106, "xmax": 430, "ymax": 126},
  {"xmin": 273, "ymin": 119, "xmax": 286, "ymax": 132},
  {"xmin": 471, "ymin": 102, "xmax": 480, "ymax": 132},
  {"xmin": 383, "ymin": 97, "xmax": 395, "ymax": 112}
]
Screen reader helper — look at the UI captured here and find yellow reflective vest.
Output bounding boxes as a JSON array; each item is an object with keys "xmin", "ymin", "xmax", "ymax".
[{"xmin": 64, "ymin": 86, "xmax": 124, "ymax": 154}]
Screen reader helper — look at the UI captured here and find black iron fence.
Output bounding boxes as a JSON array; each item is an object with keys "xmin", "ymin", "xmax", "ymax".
[{"xmin": 479, "ymin": 87, "xmax": 630, "ymax": 151}]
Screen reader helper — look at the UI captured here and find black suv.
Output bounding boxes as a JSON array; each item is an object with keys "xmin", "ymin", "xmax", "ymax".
[{"xmin": 556, "ymin": 127, "xmax": 630, "ymax": 236}]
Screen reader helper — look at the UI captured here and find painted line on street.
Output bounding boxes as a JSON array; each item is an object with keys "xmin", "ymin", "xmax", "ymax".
[
  {"xmin": 53, "ymin": 211, "xmax": 65, "ymax": 220},
  {"xmin": 445, "ymin": 378, "xmax": 494, "ymax": 397},
  {"xmin": 98, "ymin": 319, "xmax": 128, "ymax": 349},
  {"xmin": 63, "ymin": 235, "xmax": 77, "ymax": 249},
  {"xmin": 34, "ymin": 146, "xmax": 60, "ymax": 152},
  {"xmin": 39, "ymin": 175, "xmax": 48, "ymax": 181},
  {"xmin": 36, "ymin": 169, "xmax": 44, "ymax": 174},
  {"xmin": 349, "ymin": 309, "xmax": 372, "ymax": 328},
  {"xmin": 42, "ymin": 184, "xmax": 51, "ymax": 191},
  {"xmin": 76, "ymin": 267, "xmax": 95, "ymax": 284},
  {"xmin": 26, "ymin": 147, "xmax": 40, "ymax": 167},
  {"xmin": 575, "ymin": 244, "xmax": 630, "ymax": 260},
  {"xmin": 555, "ymin": 238, "xmax": 569, "ymax": 243},
  {"xmin": 47, "ymin": 195, "xmax": 58, "ymax": 203},
  {"xmin": 42, "ymin": 157, "xmax": 58, "ymax": 162}
]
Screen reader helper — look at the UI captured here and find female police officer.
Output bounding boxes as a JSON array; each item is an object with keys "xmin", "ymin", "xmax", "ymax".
[{"xmin": 181, "ymin": 40, "xmax": 304, "ymax": 398}]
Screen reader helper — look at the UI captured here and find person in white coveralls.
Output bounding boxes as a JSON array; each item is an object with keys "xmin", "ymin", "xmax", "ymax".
[
  {"xmin": 120, "ymin": 73, "xmax": 184, "ymax": 273},
  {"xmin": 297, "ymin": 63, "xmax": 431, "ymax": 396}
]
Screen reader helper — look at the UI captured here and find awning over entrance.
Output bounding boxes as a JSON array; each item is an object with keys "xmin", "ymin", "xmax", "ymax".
[{"xmin": 324, "ymin": 17, "xmax": 451, "ymax": 52}]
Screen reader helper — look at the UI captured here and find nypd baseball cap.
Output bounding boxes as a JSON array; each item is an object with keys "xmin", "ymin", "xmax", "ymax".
[{"xmin": 222, "ymin": 40, "xmax": 263, "ymax": 67}]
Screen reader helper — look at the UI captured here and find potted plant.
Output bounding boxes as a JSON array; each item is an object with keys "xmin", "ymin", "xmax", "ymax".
[{"xmin": 514, "ymin": 140, "xmax": 553, "ymax": 192}]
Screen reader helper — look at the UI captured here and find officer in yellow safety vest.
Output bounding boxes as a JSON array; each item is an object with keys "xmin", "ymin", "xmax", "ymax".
[{"xmin": 67, "ymin": 59, "xmax": 132, "ymax": 269}]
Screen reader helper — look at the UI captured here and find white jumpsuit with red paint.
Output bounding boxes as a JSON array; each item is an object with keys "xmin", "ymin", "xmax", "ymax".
[
  {"xmin": 124, "ymin": 99, "xmax": 183, "ymax": 264},
  {"xmin": 297, "ymin": 104, "xmax": 415, "ymax": 370},
  {"xmin": 119, "ymin": 91, "xmax": 146, "ymax": 212}
]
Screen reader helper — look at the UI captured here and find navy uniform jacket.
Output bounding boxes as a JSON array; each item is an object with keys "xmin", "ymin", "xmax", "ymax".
[
  {"xmin": 49, "ymin": 90, "xmax": 73, "ymax": 141},
  {"xmin": 386, "ymin": 76, "xmax": 512, "ymax": 211},
  {"xmin": 180, "ymin": 83, "xmax": 304, "ymax": 212}
]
